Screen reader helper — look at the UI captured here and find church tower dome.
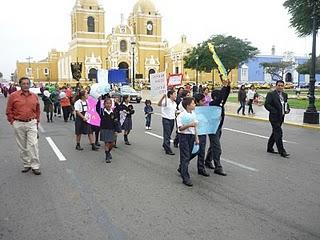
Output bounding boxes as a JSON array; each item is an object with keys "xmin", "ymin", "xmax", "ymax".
[{"xmin": 133, "ymin": 0, "xmax": 157, "ymax": 14}]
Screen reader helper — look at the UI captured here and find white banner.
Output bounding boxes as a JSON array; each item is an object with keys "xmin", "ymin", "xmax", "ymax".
[
  {"xmin": 150, "ymin": 72, "xmax": 167, "ymax": 99},
  {"xmin": 97, "ymin": 69, "xmax": 108, "ymax": 84},
  {"xmin": 168, "ymin": 74, "xmax": 183, "ymax": 86}
]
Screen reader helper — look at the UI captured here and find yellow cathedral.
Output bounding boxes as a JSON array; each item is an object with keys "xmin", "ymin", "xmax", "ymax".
[{"xmin": 16, "ymin": 0, "xmax": 237, "ymax": 87}]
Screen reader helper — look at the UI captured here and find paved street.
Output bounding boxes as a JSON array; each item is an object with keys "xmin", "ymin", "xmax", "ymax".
[{"xmin": 0, "ymin": 95, "xmax": 320, "ymax": 240}]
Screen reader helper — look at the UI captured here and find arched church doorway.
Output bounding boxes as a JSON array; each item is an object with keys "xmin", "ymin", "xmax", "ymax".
[
  {"xmin": 88, "ymin": 68, "xmax": 97, "ymax": 81},
  {"xmin": 285, "ymin": 72, "xmax": 292, "ymax": 83},
  {"xmin": 148, "ymin": 69, "xmax": 156, "ymax": 82},
  {"xmin": 118, "ymin": 62, "xmax": 129, "ymax": 82}
]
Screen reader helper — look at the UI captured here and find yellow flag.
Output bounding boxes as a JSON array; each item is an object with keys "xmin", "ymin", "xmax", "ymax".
[{"xmin": 208, "ymin": 43, "xmax": 227, "ymax": 80}]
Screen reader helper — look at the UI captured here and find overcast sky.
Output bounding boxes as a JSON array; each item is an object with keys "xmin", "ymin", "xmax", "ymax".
[{"xmin": 0, "ymin": 0, "xmax": 317, "ymax": 79}]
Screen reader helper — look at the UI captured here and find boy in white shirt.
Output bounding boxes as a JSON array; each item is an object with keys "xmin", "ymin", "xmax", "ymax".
[
  {"xmin": 176, "ymin": 97, "xmax": 199, "ymax": 187},
  {"xmin": 158, "ymin": 90, "xmax": 177, "ymax": 155}
]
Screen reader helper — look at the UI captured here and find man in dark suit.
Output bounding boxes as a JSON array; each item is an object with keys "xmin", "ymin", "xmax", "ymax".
[{"xmin": 264, "ymin": 80, "xmax": 290, "ymax": 158}]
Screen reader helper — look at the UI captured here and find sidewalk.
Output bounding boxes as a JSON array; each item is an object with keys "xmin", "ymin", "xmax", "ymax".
[{"xmin": 141, "ymin": 90, "xmax": 320, "ymax": 130}]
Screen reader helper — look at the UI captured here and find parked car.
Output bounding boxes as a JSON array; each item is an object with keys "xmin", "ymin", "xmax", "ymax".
[{"xmin": 111, "ymin": 85, "xmax": 142, "ymax": 103}]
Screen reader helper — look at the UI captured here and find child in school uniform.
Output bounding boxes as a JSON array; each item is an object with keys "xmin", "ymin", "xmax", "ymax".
[
  {"xmin": 96, "ymin": 98, "xmax": 117, "ymax": 163},
  {"xmin": 144, "ymin": 99, "xmax": 153, "ymax": 130},
  {"xmin": 119, "ymin": 95, "xmax": 135, "ymax": 145},
  {"xmin": 176, "ymin": 97, "xmax": 199, "ymax": 187},
  {"xmin": 194, "ymin": 93, "xmax": 210, "ymax": 177}
]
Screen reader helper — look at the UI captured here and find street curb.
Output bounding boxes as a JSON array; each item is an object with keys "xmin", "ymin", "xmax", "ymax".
[{"xmin": 226, "ymin": 113, "xmax": 320, "ymax": 130}]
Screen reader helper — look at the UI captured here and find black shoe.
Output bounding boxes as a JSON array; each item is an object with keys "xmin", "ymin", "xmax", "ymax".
[
  {"xmin": 105, "ymin": 159, "xmax": 111, "ymax": 163},
  {"xmin": 177, "ymin": 168, "xmax": 181, "ymax": 174},
  {"xmin": 21, "ymin": 167, "xmax": 31, "ymax": 173},
  {"xmin": 76, "ymin": 145, "xmax": 84, "ymax": 150},
  {"xmin": 267, "ymin": 149, "xmax": 278, "ymax": 154},
  {"xmin": 205, "ymin": 162, "xmax": 215, "ymax": 169},
  {"xmin": 114, "ymin": 145, "xmax": 118, "ymax": 148},
  {"xmin": 125, "ymin": 141, "xmax": 131, "ymax": 145},
  {"xmin": 109, "ymin": 152, "xmax": 112, "ymax": 160},
  {"xmin": 92, "ymin": 145, "xmax": 99, "ymax": 151},
  {"xmin": 198, "ymin": 170, "xmax": 210, "ymax": 177},
  {"xmin": 95, "ymin": 142, "xmax": 101, "ymax": 147},
  {"xmin": 214, "ymin": 169, "xmax": 227, "ymax": 176},
  {"xmin": 182, "ymin": 179, "xmax": 193, "ymax": 187},
  {"xmin": 280, "ymin": 152, "xmax": 290, "ymax": 158},
  {"xmin": 32, "ymin": 169, "xmax": 41, "ymax": 175},
  {"xmin": 166, "ymin": 151, "xmax": 175, "ymax": 155},
  {"xmin": 173, "ymin": 144, "xmax": 179, "ymax": 148}
]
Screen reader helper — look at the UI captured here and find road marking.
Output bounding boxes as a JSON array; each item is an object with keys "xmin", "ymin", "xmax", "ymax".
[
  {"xmin": 223, "ymin": 127, "xmax": 297, "ymax": 144},
  {"xmin": 145, "ymin": 131, "xmax": 257, "ymax": 172},
  {"xmin": 46, "ymin": 137, "xmax": 66, "ymax": 161},
  {"xmin": 221, "ymin": 158, "xmax": 258, "ymax": 172},
  {"xmin": 145, "ymin": 131, "xmax": 173, "ymax": 142},
  {"xmin": 38, "ymin": 124, "xmax": 45, "ymax": 133}
]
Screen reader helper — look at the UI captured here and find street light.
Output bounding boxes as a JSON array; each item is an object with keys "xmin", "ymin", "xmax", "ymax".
[
  {"xmin": 196, "ymin": 55, "xmax": 199, "ymax": 92},
  {"xmin": 131, "ymin": 41, "xmax": 136, "ymax": 89},
  {"xmin": 303, "ymin": 0, "xmax": 319, "ymax": 124}
]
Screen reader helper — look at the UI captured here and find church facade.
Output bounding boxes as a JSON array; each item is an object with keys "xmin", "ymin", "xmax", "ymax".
[{"xmin": 16, "ymin": 0, "xmax": 237, "ymax": 87}]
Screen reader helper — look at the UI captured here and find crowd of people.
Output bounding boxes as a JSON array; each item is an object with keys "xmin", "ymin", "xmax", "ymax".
[{"xmin": 5, "ymin": 77, "xmax": 291, "ymax": 187}]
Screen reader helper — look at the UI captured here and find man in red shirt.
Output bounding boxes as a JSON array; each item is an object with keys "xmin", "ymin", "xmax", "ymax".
[{"xmin": 6, "ymin": 77, "xmax": 41, "ymax": 175}]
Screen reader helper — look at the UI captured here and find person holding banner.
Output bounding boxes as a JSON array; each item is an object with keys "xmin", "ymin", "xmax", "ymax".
[
  {"xmin": 96, "ymin": 98, "xmax": 117, "ymax": 163},
  {"xmin": 74, "ymin": 90, "xmax": 99, "ymax": 151},
  {"xmin": 204, "ymin": 79, "xmax": 231, "ymax": 176},
  {"xmin": 176, "ymin": 97, "xmax": 199, "ymax": 187},
  {"xmin": 158, "ymin": 90, "xmax": 177, "ymax": 155},
  {"xmin": 194, "ymin": 93, "xmax": 210, "ymax": 177}
]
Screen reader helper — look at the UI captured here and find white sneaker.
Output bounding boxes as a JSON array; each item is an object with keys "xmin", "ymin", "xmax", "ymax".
[
  {"xmin": 148, "ymin": 127, "xmax": 152, "ymax": 130},
  {"xmin": 146, "ymin": 126, "xmax": 149, "ymax": 130}
]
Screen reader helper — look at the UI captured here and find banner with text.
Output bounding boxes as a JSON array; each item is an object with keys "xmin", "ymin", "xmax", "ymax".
[
  {"xmin": 150, "ymin": 72, "xmax": 167, "ymax": 99},
  {"xmin": 168, "ymin": 74, "xmax": 183, "ymax": 87}
]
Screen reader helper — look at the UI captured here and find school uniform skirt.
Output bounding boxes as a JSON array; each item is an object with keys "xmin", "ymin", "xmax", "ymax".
[
  {"xmin": 121, "ymin": 117, "xmax": 132, "ymax": 131},
  {"xmin": 100, "ymin": 129, "xmax": 115, "ymax": 143},
  {"xmin": 75, "ymin": 116, "xmax": 92, "ymax": 135}
]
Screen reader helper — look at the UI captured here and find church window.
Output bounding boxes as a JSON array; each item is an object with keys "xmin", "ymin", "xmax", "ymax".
[
  {"xmin": 120, "ymin": 40, "xmax": 127, "ymax": 52},
  {"xmin": 175, "ymin": 67, "xmax": 179, "ymax": 74},
  {"xmin": 87, "ymin": 16, "xmax": 95, "ymax": 32},
  {"xmin": 44, "ymin": 68, "xmax": 49, "ymax": 75},
  {"xmin": 89, "ymin": 6, "xmax": 92, "ymax": 10}
]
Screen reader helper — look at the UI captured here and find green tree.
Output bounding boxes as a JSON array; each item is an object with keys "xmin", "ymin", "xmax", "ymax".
[
  {"xmin": 260, "ymin": 61, "xmax": 294, "ymax": 81},
  {"xmin": 184, "ymin": 35, "xmax": 258, "ymax": 79},
  {"xmin": 0, "ymin": 72, "xmax": 3, "ymax": 79},
  {"xmin": 283, "ymin": 0, "xmax": 320, "ymax": 36},
  {"xmin": 296, "ymin": 56, "xmax": 320, "ymax": 74}
]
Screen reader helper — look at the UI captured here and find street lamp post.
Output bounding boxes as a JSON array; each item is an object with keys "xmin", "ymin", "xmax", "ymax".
[
  {"xmin": 196, "ymin": 55, "xmax": 199, "ymax": 92},
  {"xmin": 131, "ymin": 41, "xmax": 136, "ymax": 89},
  {"xmin": 303, "ymin": 0, "xmax": 319, "ymax": 124}
]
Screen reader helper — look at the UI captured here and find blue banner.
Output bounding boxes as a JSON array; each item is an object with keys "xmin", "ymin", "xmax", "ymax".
[
  {"xmin": 195, "ymin": 106, "xmax": 221, "ymax": 135},
  {"xmin": 108, "ymin": 69, "xmax": 127, "ymax": 84}
]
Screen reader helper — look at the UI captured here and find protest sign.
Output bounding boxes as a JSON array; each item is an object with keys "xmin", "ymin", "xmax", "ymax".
[
  {"xmin": 168, "ymin": 74, "xmax": 183, "ymax": 87},
  {"xmin": 150, "ymin": 72, "xmax": 167, "ymax": 98},
  {"xmin": 86, "ymin": 96, "xmax": 101, "ymax": 127},
  {"xmin": 195, "ymin": 106, "xmax": 222, "ymax": 135}
]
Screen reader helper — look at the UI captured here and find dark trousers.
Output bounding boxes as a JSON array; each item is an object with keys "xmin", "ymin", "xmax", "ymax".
[
  {"xmin": 162, "ymin": 118, "xmax": 175, "ymax": 153},
  {"xmin": 248, "ymin": 99, "xmax": 254, "ymax": 114},
  {"xmin": 197, "ymin": 135, "xmax": 207, "ymax": 172},
  {"xmin": 267, "ymin": 120, "xmax": 285, "ymax": 153},
  {"xmin": 179, "ymin": 134, "xmax": 195, "ymax": 181},
  {"xmin": 237, "ymin": 101, "xmax": 246, "ymax": 114},
  {"xmin": 145, "ymin": 114, "xmax": 151, "ymax": 127},
  {"xmin": 54, "ymin": 102, "xmax": 61, "ymax": 115},
  {"xmin": 62, "ymin": 106, "xmax": 71, "ymax": 122},
  {"xmin": 205, "ymin": 128, "xmax": 223, "ymax": 170}
]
